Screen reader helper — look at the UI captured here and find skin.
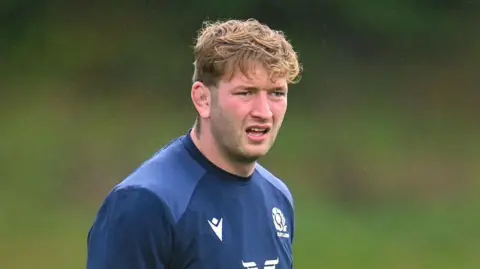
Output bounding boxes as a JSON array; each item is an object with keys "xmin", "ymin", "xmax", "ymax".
[{"xmin": 191, "ymin": 62, "xmax": 288, "ymax": 177}]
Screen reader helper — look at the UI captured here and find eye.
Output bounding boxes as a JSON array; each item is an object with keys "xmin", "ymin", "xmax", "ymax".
[
  {"xmin": 235, "ymin": 91, "xmax": 250, "ymax": 96},
  {"xmin": 235, "ymin": 90, "xmax": 255, "ymax": 96},
  {"xmin": 270, "ymin": 91, "xmax": 286, "ymax": 97}
]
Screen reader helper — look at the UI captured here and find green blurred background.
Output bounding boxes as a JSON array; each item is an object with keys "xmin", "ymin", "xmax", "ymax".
[{"xmin": 1, "ymin": 1, "xmax": 479, "ymax": 268}]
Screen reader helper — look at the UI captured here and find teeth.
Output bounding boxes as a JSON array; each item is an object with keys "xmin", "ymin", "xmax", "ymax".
[
  {"xmin": 247, "ymin": 127, "xmax": 268, "ymax": 137},
  {"xmin": 250, "ymin": 128, "xmax": 265, "ymax": 132}
]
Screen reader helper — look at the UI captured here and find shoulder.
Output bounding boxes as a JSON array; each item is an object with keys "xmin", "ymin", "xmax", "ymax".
[
  {"xmin": 87, "ymin": 186, "xmax": 175, "ymax": 267},
  {"xmin": 255, "ymin": 163, "xmax": 294, "ymax": 209},
  {"xmin": 99, "ymin": 186, "xmax": 173, "ymax": 226},
  {"xmin": 113, "ymin": 136, "xmax": 207, "ymax": 223}
]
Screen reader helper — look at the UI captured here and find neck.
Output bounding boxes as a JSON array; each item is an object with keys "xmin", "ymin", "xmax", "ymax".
[{"xmin": 190, "ymin": 127, "xmax": 255, "ymax": 177}]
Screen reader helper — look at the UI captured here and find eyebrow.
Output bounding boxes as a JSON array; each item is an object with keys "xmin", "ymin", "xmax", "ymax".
[{"xmin": 235, "ymin": 86, "xmax": 287, "ymax": 91}]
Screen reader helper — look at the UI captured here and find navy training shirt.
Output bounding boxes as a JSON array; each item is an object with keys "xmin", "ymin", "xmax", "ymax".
[{"xmin": 86, "ymin": 130, "xmax": 295, "ymax": 269}]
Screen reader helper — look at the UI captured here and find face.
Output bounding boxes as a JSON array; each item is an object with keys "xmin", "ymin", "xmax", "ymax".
[{"xmin": 208, "ymin": 65, "xmax": 288, "ymax": 163}]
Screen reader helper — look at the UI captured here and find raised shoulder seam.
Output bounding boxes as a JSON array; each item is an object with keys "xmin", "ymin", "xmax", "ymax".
[
  {"xmin": 112, "ymin": 184, "xmax": 197, "ymax": 227},
  {"xmin": 174, "ymin": 173, "xmax": 209, "ymax": 225}
]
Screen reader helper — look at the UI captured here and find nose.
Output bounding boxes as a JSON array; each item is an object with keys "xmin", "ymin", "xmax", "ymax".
[{"xmin": 251, "ymin": 92, "xmax": 273, "ymax": 119}]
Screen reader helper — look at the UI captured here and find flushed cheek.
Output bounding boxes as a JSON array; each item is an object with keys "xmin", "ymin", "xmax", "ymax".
[
  {"xmin": 219, "ymin": 104, "xmax": 244, "ymax": 125},
  {"xmin": 271, "ymin": 100, "xmax": 287, "ymax": 112},
  {"xmin": 271, "ymin": 107, "xmax": 287, "ymax": 122},
  {"xmin": 223, "ymin": 102, "xmax": 249, "ymax": 120}
]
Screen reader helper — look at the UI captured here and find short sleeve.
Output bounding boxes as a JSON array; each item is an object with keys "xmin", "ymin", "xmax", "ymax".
[{"xmin": 86, "ymin": 186, "xmax": 174, "ymax": 269}]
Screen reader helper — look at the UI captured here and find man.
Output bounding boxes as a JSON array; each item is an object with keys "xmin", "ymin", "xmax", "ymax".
[{"xmin": 86, "ymin": 18, "xmax": 302, "ymax": 269}]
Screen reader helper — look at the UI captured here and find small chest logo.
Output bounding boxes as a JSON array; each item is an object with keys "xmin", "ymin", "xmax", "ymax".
[
  {"xmin": 208, "ymin": 217, "xmax": 223, "ymax": 241},
  {"xmin": 272, "ymin": 207, "xmax": 289, "ymax": 238}
]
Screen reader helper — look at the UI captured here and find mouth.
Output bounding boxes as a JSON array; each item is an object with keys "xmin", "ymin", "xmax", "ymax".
[{"xmin": 245, "ymin": 126, "xmax": 271, "ymax": 137}]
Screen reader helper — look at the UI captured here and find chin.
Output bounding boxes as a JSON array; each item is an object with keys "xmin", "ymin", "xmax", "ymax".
[{"xmin": 242, "ymin": 145, "xmax": 271, "ymax": 159}]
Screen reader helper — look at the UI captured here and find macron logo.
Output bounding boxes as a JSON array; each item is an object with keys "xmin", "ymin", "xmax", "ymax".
[{"xmin": 208, "ymin": 217, "xmax": 223, "ymax": 241}]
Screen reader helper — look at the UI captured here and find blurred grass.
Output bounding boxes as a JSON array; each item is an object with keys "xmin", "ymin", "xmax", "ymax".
[{"xmin": 294, "ymin": 198, "xmax": 480, "ymax": 269}]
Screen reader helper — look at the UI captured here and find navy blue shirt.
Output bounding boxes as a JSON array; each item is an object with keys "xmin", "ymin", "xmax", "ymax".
[{"xmin": 86, "ymin": 130, "xmax": 295, "ymax": 269}]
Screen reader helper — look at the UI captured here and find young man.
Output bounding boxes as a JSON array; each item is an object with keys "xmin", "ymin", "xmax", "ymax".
[{"xmin": 86, "ymin": 18, "xmax": 302, "ymax": 269}]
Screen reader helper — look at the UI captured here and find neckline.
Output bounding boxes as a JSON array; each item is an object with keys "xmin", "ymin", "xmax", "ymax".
[{"xmin": 180, "ymin": 129, "xmax": 254, "ymax": 185}]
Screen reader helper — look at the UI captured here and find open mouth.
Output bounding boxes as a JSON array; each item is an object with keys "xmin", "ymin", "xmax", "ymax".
[{"xmin": 246, "ymin": 127, "xmax": 270, "ymax": 137}]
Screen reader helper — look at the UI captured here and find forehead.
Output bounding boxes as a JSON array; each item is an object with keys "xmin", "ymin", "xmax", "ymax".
[{"xmin": 221, "ymin": 64, "xmax": 288, "ymax": 90}]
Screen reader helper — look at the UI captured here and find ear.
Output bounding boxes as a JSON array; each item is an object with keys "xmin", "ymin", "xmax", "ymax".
[{"xmin": 191, "ymin": 81, "xmax": 212, "ymax": 119}]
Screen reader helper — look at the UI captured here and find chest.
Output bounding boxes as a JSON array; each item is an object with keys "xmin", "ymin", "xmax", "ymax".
[{"xmin": 171, "ymin": 183, "xmax": 293, "ymax": 269}]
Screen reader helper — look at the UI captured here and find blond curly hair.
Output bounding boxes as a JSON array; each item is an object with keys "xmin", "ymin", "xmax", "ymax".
[{"xmin": 192, "ymin": 18, "xmax": 302, "ymax": 87}]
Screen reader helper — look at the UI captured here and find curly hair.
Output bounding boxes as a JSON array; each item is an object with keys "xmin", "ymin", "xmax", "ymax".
[{"xmin": 192, "ymin": 18, "xmax": 302, "ymax": 87}]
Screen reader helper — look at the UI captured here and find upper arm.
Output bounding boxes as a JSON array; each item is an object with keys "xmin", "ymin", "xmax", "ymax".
[{"xmin": 86, "ymin": 186, "xmax": 174, "ymax": 269}]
